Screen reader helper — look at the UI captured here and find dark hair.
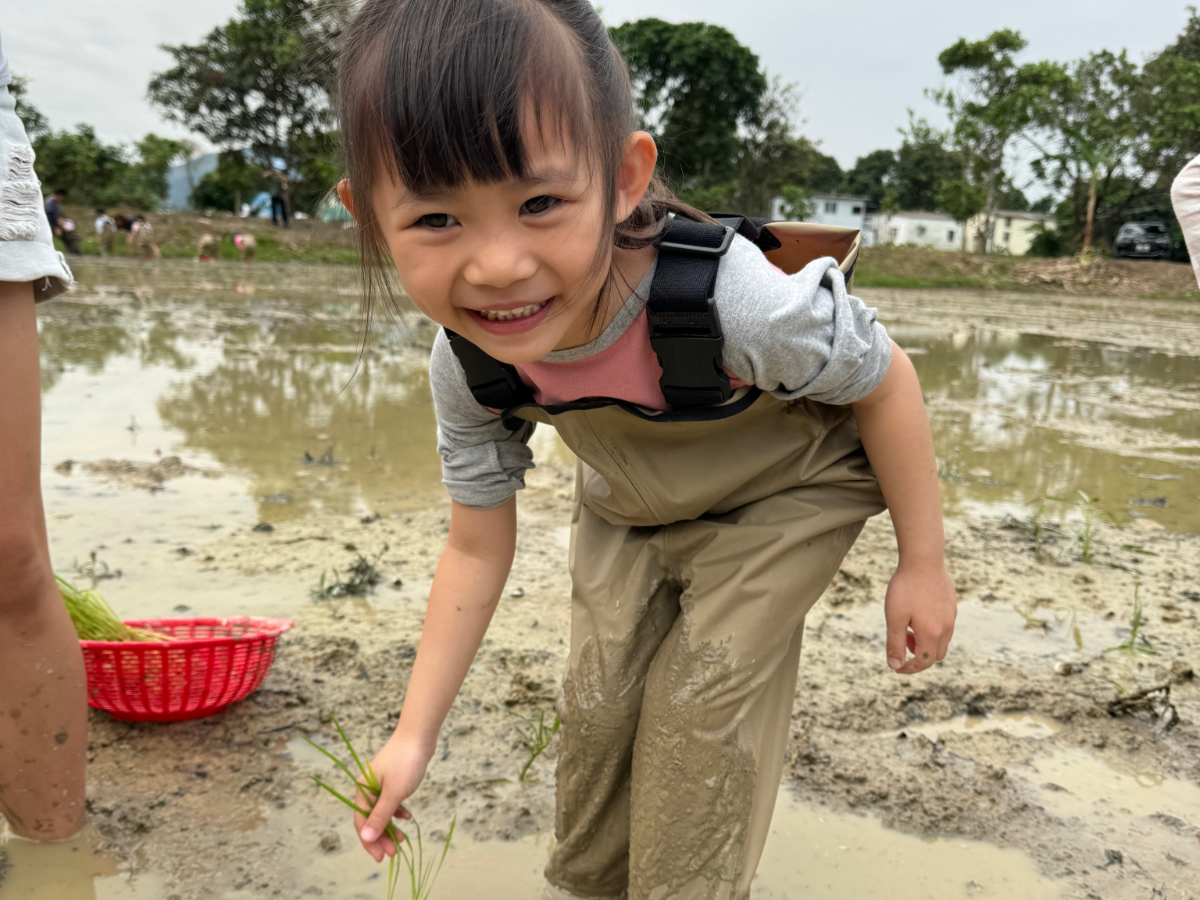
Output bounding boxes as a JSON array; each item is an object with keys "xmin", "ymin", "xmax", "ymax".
[
  {"xmin": 55, "ymin": 188, "xmax": 68, "ymax": 197},
  {"xmin": 337, "ymin": 0, "xmax": 710, "ymax": 324}
]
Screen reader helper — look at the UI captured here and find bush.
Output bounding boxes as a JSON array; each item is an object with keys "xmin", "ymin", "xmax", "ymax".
[{"xmin": 1027, "ymin": 225, "xmax": 1064, "ymax": 258}]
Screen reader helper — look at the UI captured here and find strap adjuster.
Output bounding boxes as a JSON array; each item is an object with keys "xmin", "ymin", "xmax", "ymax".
[{"xmin": 658, "ymin": 224, "xmax": 735, "ymax": 258}]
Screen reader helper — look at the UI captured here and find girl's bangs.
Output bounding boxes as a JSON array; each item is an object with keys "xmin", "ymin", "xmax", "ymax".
[{"xmin": 352, "ymin": 1, "xmax": 600, "ymax": 196}]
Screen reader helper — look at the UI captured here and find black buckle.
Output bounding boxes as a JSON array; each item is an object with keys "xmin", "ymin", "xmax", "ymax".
[{"xmin": 658, "ymin": 224, "xmax": 735, "ymax": 258}]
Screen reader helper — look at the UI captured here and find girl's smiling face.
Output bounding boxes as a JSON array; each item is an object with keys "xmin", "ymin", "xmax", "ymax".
[{"xmin": 344, "ymin": 129, "xmax": 658, "ymax": 365}]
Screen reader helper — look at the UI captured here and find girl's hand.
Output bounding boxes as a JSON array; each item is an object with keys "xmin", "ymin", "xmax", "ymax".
[
  {"xmin": 355, "ymin": 734, "xmax": 433, "ymax": 862},
  {"xmin": 883, "ymin": 561, "xmax": 957, "ymax": 675}
]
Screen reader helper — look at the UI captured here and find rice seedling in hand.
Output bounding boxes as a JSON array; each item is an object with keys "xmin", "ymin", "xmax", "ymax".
[
  {"xmin": 303, "ymin": 714, "xmax": 454, "ymax": 900},
  {"xmin": 58, "ymin": 575, "xmax": 170, "ymax": 642},
  {"xmin": 511, "ymin": 709, "xmax": 561, "ymax": 782}
]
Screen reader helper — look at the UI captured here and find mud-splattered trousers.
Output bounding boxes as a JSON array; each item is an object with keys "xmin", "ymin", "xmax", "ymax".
[{"xmin": 515, "ymin": 392, "xmax": 886, "ymax": 899}]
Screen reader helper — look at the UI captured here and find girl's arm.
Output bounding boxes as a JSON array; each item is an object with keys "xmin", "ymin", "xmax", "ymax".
[
  {"xmin": 851, "ymin": 341, "xmax": 958, "ymax": 675},
  {"xmin": 355, "ymin": 496, "xmax": 517, "ymax": 859}
]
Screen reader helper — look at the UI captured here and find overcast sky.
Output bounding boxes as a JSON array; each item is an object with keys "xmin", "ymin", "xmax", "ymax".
[{"xmin": 3, "ymin": 1, "xmax": 1190, "ymax": 169}]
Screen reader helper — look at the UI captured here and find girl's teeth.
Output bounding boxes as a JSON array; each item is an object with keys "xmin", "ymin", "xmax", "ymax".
[{"xmin": 482, "ymin": 302, "xmax": 544, "ymax": 322}]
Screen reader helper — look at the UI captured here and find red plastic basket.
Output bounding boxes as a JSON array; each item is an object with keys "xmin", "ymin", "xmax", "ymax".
[{"xmin": 80, "ymin": 617, "xmax": 293, "ymax": 722}]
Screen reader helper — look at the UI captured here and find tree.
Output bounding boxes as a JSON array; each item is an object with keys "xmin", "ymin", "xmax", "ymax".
[
  {"xmin": 843, "ymin": 149, "xmax": 895, "ymax": 211},
  {"xmin": 725, "ymin": 78, "xmax": 841, "ymax": 216},
  {"xmin": 148, "ymin": 0, "xmax": 339, "ymax": 212},
  {"xmin": 8, "ymin": 77, "xmax": 48, "ymax": 139},
  {"xmin": 191, "ymin": 149, "xmax": 264, "ymax": 212},
  {"xmin": 32, "ymin": 126, "xmax": 183, "ymax": 209},
  {"xmin": 888, "ymin": 117, "xmax": 960, "ymax": 212},
  {"xmin": 931, "ymin": 30, "xmax": 1067, "ymax": 251},
  {"xmin": 611, "ymin": 18, "xmax": 767, "ymax": 197},
  {"xmin": 1030, "ymin": 50, "xmax": 1144, "ymax": 254}
]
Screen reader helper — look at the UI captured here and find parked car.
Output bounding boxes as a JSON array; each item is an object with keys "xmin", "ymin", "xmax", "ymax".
[{"xmin": 1113, "ymin": 222, "xmax": 1173, "ymax": 259}]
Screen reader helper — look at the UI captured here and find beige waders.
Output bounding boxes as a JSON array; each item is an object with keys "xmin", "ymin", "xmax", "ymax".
[{"xmin": 517, "ymin": 393, "xmax": 886, "ymax": 900}]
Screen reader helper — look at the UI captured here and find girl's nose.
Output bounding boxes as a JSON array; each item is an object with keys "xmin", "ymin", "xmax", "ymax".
[{"xmin": 462, "ymin": 233, "xmax": 538, "ymax": 289}]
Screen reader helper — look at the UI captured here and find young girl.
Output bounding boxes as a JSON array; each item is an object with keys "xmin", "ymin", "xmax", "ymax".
[{"xmin": 335, "ymin": 2, "xmax": 957, "ymax": 897}]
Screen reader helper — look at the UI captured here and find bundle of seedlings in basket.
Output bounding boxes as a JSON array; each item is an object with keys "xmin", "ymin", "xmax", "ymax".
[
  {"xmin": 58, "ymin": 575, "xmax": 172, "ymax": 642},
  {"xmin": 304, "ymin": 713, "xmax": 455, "ymax": 900}
]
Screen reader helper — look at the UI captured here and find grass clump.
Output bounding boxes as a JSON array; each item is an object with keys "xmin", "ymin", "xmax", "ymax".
[
  {"xmin": 511, "ymin": 710, "xmax": 561, "ymax": 782},
  {"xmin": 58, "ymin": 575, "xmax": 170, "ymax": 642},
  {"xmin": 311, "ymin": 545, "xmax": 388, "ymax": 601},
  {"xmin": 304, "ymin": 714, "xmax": 454, "ymax": 900}
]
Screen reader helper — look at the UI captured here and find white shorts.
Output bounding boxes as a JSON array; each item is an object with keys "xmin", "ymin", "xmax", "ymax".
[{"xmin": 0, "ymin": 85, "xmax": 72, "ymax": 301}]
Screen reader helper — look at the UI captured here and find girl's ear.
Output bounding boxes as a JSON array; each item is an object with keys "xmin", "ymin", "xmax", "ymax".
[
  {"xmin": 615, "ymin": 132, "xmax": 658, "ymax": 222},
  {"xmin": 337, "ymin": 179, "xmax": 358, "ymax": 220}
]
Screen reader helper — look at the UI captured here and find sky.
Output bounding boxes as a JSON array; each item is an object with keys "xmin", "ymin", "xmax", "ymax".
[{"xmin": 3, "ymin": 0, "xmax": 1191, "ymax": 169}]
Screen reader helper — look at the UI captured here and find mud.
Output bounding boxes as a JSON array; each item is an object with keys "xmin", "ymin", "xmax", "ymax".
[{"xmin": 3, "ymin": 260, "xmax": 1199, "ymax": 898}]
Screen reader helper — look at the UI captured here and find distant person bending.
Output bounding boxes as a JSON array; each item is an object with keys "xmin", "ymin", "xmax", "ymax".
[
  {"xmin": 94, "ymin": 208, "xmax": 116, "ymax": 256},
  {"xmin": 234, "ymin": 232, "xmax": 256, "ymax": 262},
  {"xmin": 1171, "ymin": 154, "xmax": 1200, "ymax": 287},
  {"xmin": 130, "ymin": 215, "xmax": 160, "ymax": 259},
  {"xmin": 197, "ymin": 232, "xmax": 220, "ymax": 261},
  {"xmin": 0, "ymin": 33, "xmax": 88, "ymax": 842},
  {"xmin": 43, "ymin": 188, "xmax": 65, "ymax": 234}
]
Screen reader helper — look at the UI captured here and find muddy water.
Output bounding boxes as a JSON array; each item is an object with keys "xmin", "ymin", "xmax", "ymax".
[
  {"xmin": 0, "ymin": 828, "xmax": 163, "ymax": 898},
  {"xmin": 216, "ymin": 784, "xmax": 1061, "ymax": 900},
  {"xmin": 892, "ymin": 326, "xmax": 1200, "ymax": 533}
]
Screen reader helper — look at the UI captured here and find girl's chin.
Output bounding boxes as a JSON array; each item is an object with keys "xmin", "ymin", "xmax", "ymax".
[{"xmin": 464, "ymin": 298, "xmax": 555, "ymax": 336}]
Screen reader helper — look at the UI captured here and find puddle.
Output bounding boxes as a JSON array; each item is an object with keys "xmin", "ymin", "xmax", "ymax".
[
  {"xmin": 897, "ymin": 713, "xmax": 1061, "ymax": 742},
  {"xmin": 824, "ymin": 599, "xmax": 1123, "ymax": 662},
  {"xmin": 0, "ymin": 828, "xmax": 163, "ymax": 899},
  {"xmin": 893, "ymin": 326, "xmax": 1200, "ymax": 533},
  {"xmin": 1022, "ymin": 749, "xmax": 1200, "ymax": 824},
  {"xmin": 752, "ymin": 789, "xmax": 1061, "ymax": 899}
]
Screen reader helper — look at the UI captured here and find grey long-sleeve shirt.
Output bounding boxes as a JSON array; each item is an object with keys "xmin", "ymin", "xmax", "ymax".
[{"xmin": 429, "ymin": 234, "xmax": 893, "ymax": 509}]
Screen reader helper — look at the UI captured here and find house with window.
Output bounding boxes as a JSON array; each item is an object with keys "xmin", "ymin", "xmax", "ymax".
[
  {"xmin": 769, "ymin": 193, "xmax": 868, "ymax": 231},
  {"xmin": 863, "ymin": 211, "xmax": 964, "ymax": 251},
  {"xmin": 965, "ymin": 210, "xmax": 1055, "ymax": 255}
]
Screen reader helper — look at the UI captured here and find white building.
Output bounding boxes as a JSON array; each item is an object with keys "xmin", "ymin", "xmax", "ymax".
[
  {"xmin": 769, "ymin": 193, "xmax": 868, "ymax": 231},
  {"xmin": 966, "ymin": 210, "xmax": 1055, "ymax": 255},
  {"xmin": 863, "ymin": 211, "xmax": 964, "ymax": 251}
]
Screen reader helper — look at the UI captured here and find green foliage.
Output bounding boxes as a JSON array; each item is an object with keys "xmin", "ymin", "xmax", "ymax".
[
  {"xmin": 611, "ymin": 18, "xmax": 767, "ymax": 194},
  {"xmin": 149, "ymin": 0, "xmax": 340, "ymax": 207},
  {"xmin": 779, "ymin": 185, "xmax": 813, "ymax": 221},
  {"xmin": 304, "ymin": 714, "xmax": 455, "ymax": 900},
  {"xmin": 842, "ymin": 149, "xmax": 896, "ymax": 211},
  {"xmin": 8, "ymin": 76, "xmax": 48, "ymax": 138},
  {"xmin": 724, "ymin": 78, "xmax": 841, "ymax": 217},
  {"xmin": 931, "ymin": 30, "xmax": 1069, "ymax": 251},
  {"xmin": 191, "ymin": 149, "xmax": 266, "ymax": 212},
  {"xmin": 31, "ymin": 125, "xmax": 181, "ymax": 209},
  {"xmin": 885, "ymin": 117, "xmax": 961, "ymax": 212},
  {"xmin": 510, "ymin": 710, "xmax": 561, "ymax": 782},
  {"xmin": 1026, "ymin": 224, "xmax": 1064, "ymax": 257}
]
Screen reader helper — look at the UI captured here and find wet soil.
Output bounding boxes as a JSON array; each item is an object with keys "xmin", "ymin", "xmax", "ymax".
[{"xmin": 3, "ymin": 260, "xmax": 1199, "ymax": 899}]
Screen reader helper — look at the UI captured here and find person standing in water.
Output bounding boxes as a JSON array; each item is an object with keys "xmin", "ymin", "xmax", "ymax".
[
  {"xmin": 334, "ymin": 3, "xmax": 957, "ymax": 897},
  {"xmin": 0, "ymin": 30, "xmax": 87, "ymax": 843}
]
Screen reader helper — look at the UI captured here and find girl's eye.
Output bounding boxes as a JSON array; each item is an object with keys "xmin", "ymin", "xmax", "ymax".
[
  {"xmin": 521, "ymin": 195, "xmax": 561, "ymax": 216},
  {"xmin": 416, "ymin": 213, "xmax": 459, "ymax": 230}
]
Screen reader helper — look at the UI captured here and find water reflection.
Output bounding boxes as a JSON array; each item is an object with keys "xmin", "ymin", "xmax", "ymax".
[
  {"xmin": 894, "ymin": 326, "xmax": 1199, "ymax": 532},
  {"xmin": 36, "ymin": 262, "xmax": 1200, "ymax": 535}
]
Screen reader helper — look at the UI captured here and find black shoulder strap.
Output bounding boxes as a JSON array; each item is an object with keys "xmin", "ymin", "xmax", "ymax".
[
  {"xmin": 444, "ymin": 329, "xmax": 534, "ymax": 410},
  {"xmin": 646, "ymin": 217, "xmax": 736, "ymax": 409}
]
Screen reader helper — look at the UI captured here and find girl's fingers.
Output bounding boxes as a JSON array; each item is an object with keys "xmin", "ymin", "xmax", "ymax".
[{"xmin": 885, "ymin": 615, "xmax": 911, "ymax": 671}]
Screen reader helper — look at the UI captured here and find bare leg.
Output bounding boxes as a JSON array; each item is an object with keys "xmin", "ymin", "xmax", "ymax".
[{"xmin": 0, "ymin": 282, "xmax": 87, "ymax": 840}]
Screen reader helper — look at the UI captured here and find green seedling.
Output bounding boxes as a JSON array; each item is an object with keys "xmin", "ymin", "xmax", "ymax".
[
  {"xmin": 510, "ymin": 710, "xmax": 561, "ymax": 781},
  {"xmin": 1105, "ymin": 584, "xmax": 1157, "ymax": 656},
  {"xmin": 1012, "ymin": 602, "xmax": 1050, "ymax": 632},
  {"xmin": 311, "ymin": 545, "xmax": 388, "ymax": 601},
  {"xmin": 303, "ymin": 714, "xmax": 454, "ymax": 900},
  {"xmin": 58, "ymin": 575, "xmax": 170, "ymax": 642}
]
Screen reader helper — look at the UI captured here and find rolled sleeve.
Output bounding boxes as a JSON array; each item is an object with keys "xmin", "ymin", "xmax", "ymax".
[
  {"xmin": 719, "ymin": 239, "xmax": 893, "ymax": 408},
  {"xmin": 0, "ymin": 86, "xmax": 73, "ymax": 301}
]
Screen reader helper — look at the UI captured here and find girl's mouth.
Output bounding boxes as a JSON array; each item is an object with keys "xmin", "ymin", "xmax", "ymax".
[{"xmin": 466, "ymin": 299, "xmax": 553, "ymax": 334}]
